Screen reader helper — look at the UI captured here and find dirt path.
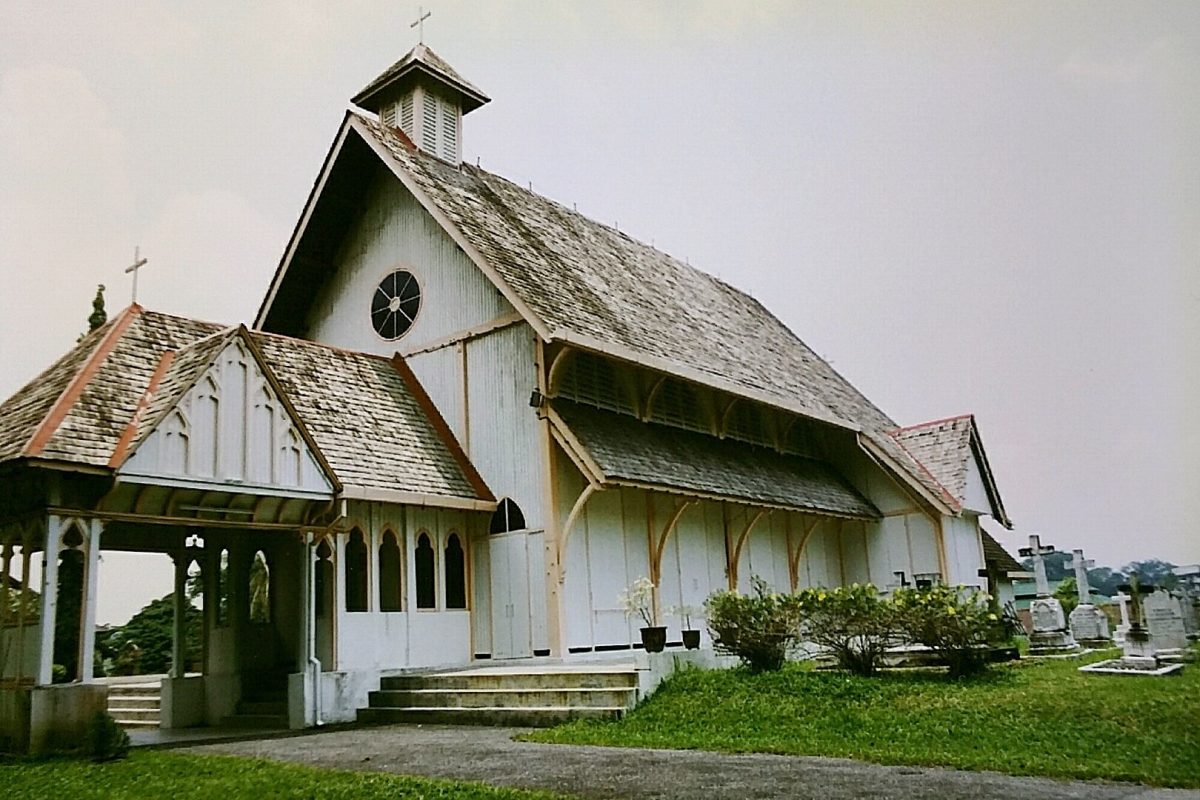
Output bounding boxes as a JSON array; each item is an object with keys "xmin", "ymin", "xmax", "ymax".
[{"xmin": 194, "ymin": 724, "xmax": 1198, "ymax": 800}]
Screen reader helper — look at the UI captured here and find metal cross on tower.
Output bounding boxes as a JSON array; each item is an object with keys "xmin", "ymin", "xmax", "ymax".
[
  {"xmin": 1018, "ymin": 534, "xmax": 1056, "ymax": 598},
  {"xmin": 125, "ymin": 246, "xmax": 149, "ymax": 304},
  {"xmin": 411, "ymin": 6, "xmax": 431, "ymax": 43}
]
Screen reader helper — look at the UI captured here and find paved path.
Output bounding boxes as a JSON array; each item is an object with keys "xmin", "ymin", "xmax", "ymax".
[{"xmin": 195, "ymin": 724, "xmax": 1199, "ymax": 800}]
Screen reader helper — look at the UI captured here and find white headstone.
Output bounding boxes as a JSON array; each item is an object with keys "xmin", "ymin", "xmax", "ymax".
[
  {"xmin": 1144, "ymin": 589, "xmax": 1188, "ymax": 651},
  {"xmin": 1112, "ymin": 591, "xmax": 1132, "ymax": 643}
]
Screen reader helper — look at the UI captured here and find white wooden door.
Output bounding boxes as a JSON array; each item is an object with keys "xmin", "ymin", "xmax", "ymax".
[{"xmin": 489, "ymin": 533, "xmax": 532, "ymax": 659}]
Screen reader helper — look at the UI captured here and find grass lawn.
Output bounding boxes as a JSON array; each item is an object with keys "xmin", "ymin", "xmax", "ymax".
[
  {"xmin": 528, "ymin": 651, "xmax": 1200, "ymax": 788},
  {"xmin": 1, "ymin": 749, "xmax": 566, "ymax": 800}
]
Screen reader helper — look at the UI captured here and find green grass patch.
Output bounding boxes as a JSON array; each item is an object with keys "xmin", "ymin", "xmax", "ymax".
[
  {"xmin": 0, "ymin": 749, "xmax": 565, "ymax": 800},
  {"xmin": 528, "ymin": 652, "xmax": 1200, "ymax": 787}
]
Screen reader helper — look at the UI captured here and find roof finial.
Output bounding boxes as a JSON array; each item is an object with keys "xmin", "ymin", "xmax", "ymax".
[
  {"xmin": 124, "ymin": 246, "xmax": 149, "ymax": 305},
  {"xmin": 411, "ymin": 5, "xmax": 431, "ymax": 44}
]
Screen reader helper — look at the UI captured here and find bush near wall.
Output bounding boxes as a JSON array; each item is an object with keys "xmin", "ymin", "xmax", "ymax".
[{"xmin": 706, "ymin": 579, "xmax": 1006, "ymax": 678}]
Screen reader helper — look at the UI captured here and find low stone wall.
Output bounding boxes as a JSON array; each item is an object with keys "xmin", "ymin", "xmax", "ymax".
[
  {"xmin": 0, "ymin": 683, "xmax": 109, "ymax": 754},
  {"xmin": 632, "ymin": 649, "xmax": 739, "ymax": 701}
]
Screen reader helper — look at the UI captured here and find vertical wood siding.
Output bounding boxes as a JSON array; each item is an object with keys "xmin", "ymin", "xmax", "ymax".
[
  {"xmin": 303, "ymin": 174, "xmax": 513, "ymax": 357},
  {"xmin": 121, "ymin": 339, "xmax": 330, "ymax": 495}
]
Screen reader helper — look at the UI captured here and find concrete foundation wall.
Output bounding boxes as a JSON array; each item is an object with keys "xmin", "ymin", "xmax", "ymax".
[
  {"xmin": 0, "ymin": 684, "xmax": 108, "ymax": 754},
  {"xmin": 161, "ymin": 676, "xmax": 206, "ymax": 729}
]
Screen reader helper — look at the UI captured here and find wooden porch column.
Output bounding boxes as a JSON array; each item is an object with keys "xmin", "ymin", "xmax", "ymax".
[
  {"xmin": 0, "ymin": 539, "xmax": 12, "ymax": 628},
  {"xmin": 35, "ymin": 515, "xmax": 62, "ymax": 686},
  {"xmin": 170, "ymin": 551, "xmax": 188, "ymax": 679},
  {"xmin": 79, "ymin": 518, "xmax": 102, "ymax": 683}
]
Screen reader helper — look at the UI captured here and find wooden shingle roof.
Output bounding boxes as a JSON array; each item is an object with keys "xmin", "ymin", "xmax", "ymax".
[
  {"xmin": 553, "ymin": 400, "xmax": 878, "ymax": 519},
  {"xmin": 0, "ymin": 307, "xmax": 488, "ymax": 505},
  {"xmin": 890, "ymin": 415, "xmax": 1011, "ymax": 528}
]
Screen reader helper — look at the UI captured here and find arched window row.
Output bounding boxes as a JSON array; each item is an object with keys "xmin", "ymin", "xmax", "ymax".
[{"xmin": 336, "ymin": 528, "xmax": 469, "ymax": 614}]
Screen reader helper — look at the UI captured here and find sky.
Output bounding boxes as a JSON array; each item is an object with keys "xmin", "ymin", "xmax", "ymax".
[{"xmin": 1, "ymin": 1, "xmax": 1197, "ymax": 624}]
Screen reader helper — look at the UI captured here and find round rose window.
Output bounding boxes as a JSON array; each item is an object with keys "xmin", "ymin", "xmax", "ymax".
[{"xmin": 371, "ymin": 270, "xmax": 421, "ymax": 340}]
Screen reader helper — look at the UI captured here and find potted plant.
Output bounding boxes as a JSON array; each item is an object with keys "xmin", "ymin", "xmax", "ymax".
[
  {"xmin": 671, "ymin": 604, "xmax": 702, "ymax": 650},
  {"xmin": 619, "ymin": 577, "xmax": 666, "ymax": 653}
]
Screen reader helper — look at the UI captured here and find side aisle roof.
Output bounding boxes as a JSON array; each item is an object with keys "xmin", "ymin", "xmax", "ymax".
[{"xmin": 0, "ymin": 306, "xmax": 491, "ymax": 507}]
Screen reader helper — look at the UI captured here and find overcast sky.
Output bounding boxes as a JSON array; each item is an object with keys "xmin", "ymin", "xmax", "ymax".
[{"xmin": 2, "ymin": 2, "xmax": 1197, "ymax": 624}]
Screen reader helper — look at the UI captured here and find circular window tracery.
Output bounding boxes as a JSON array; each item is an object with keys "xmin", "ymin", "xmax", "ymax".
[{"xmin": 371, "ymin": 270, "xmax": 421, "ymax": 340}]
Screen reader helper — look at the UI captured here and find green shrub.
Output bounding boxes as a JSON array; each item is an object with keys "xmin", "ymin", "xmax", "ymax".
[
  {"xmin": 705, "ymin": 577, "xmax": 800, "ymax": 672},
  {"xmin": 796, "ymin": 584, "xmax": 899, "ymax": 676},
  {"xmin": 85, "ymin": 711, "xmax": 130, "ymax": 762},
  {"xmin": 892, "ymin": 585, "xmax": 1000, "ymax": 678}
]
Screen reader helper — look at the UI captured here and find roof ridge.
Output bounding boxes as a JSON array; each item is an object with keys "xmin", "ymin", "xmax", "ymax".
[
  {"xmin": 890, "ymin": 413, "xmax": 974, "ymax": 434},
  {"xmin": 23, "ymin": 304, "xmax": 143, "ymax": 458},
  {"xmin": 250, "ymin": 327, "xmax": 396, "ymax": 363}
]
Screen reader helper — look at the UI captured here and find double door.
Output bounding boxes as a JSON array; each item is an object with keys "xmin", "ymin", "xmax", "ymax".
[{"xmin": 489, "ymin": 532, "xmax": 532, "ymax": 659}]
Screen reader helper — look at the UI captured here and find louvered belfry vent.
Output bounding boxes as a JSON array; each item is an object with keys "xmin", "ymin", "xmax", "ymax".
[{"xmin": 351, "ymin": 44, "xmax": 488, "ymax": 166}]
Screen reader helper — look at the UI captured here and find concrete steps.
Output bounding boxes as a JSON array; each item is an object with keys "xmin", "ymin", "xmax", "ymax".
[
  {"xmin": 107, "ymin": 684, "xmax": 161, "ymax": 729},
  {"xmin": 220, "ymin": 699, "xmax": 288, "ymax": 729},
  {"xmin": 359, "ymin": 667, "xmax": 637, "ymax": 728}
]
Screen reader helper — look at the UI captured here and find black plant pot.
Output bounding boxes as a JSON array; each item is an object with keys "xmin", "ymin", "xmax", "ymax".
[
  {"xmin": 640, "ymin": 626, "xmax": 668, "ymax": 653},
  {"xmin": 682, "ymin": 629, "xmax": 701, "ymax": 650}
]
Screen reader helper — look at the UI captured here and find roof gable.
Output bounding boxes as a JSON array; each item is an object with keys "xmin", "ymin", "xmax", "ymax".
[
  {"xmin": 117, "ymin": 329, "xmax": 335, "ymax": 498},
  {"xmin": 890, "ymin": 415, "xmax": 1012, "ymax": 528}
]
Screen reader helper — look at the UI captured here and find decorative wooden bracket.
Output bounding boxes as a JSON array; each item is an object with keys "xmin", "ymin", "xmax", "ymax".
[
  {"xmin": 727, "ymin": 506, "xmax": 770, "ymax": 589},
  {"xmin": 649, "ymin": 498, "xmax": 697, "ymax": 585},
  {"xmin": 557, "ymin": 482, "xmax": 598, "ymax": 582},
  {"xmin": 787, "ymin": 516, "xmax": 821, "ymax": 590}
]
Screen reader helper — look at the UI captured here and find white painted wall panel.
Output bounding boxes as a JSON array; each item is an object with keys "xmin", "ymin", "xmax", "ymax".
[
  {"xmin": 944, "ymin": 515, "xmax": 985, "ymax": 589},
  {"xmin": 304, "ymin": 175, "xmax": 514, "ymax": 356},
  {"xmin": 466, "ymin": 324, "xmax": 545, "ymax": 529},
  {"xmin": 408, "ymin": 346, "xmax": 465, "ymax": 446},
  {"xmin": 122, "ymin": 338, "xmax": 331, "ymax": 497},
  {"xmin": 905, "ymin": 514, "xmax": 941, "ymax": 579},
  {"xmin": 526, "ymin": 530, "xmax": 548, "ymax": 653},
  {"xmin": 586, "ymin": 490, "xmax": 632, "ymax": 646}
]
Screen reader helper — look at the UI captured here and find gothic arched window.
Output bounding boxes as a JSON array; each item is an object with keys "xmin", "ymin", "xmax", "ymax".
[
  {"xmin": 379, "ymin": 530, "xmax": 403, "ymax": 612},
  {"xmin": 489, "ymin": 498, "xmax": 526, "ymax": 534},
  {"xmin": 345, "ymin": 529, "xmax": 369, "ymax": 613},
  {"xmin": 415, "ymin": 533, "xmax": 436, "ymax": 609},
  {"xmin": 444, "ymin": 533, "xmax": 466, "ymax": 610}
]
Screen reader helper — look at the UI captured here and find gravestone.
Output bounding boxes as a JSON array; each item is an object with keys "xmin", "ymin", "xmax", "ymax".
[
  {"xmin": 1145, "ymin": 589, "xmax": 1189, "ymax": 652},
  {"xmin": 1177, "ymin": 590, "xmax": 1199, "ymax": 639},
  {"xmin": 1112, "ymin": 591, "xmax": 1132, "ymax": 644},
  {"xmin": 1066, "ymin": 549, "xmax": 1111, "ymax": 648},
  {"xmin": 1018, "ymin": 535, "xmax": 1079, "ymax": 655}
]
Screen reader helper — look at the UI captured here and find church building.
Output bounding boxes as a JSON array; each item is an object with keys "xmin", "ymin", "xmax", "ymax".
[{"xmin": 0, "ymin": 45, "xmax": 1018, "ymax": 750}]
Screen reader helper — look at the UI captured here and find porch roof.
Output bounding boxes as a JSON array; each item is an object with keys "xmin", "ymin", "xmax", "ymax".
[{"xmin": 550, "ymin": 400, "xmax": 879, "ymax": 519}]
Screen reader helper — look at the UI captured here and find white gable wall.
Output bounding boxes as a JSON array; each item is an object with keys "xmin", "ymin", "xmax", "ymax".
[
  {"xmin": 962, "ymin": 450, "xmax": 993, "ymax": 516},
  {"xmin": 303, "ymin": 173, "xmax": 514, "ymax": 355},
  {"xmin": 120, "ymin": 338, "xmax": 330, "ymax": 496}
]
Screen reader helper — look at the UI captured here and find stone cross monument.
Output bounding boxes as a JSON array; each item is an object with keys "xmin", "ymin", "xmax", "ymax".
[
  {"xmin": 1065, "ymin": 549, "xmax": 1111, "ymax": 648},
  {"xmin": 1018, "ymin": 534, "xmax": 1079, "ymax": 655}
]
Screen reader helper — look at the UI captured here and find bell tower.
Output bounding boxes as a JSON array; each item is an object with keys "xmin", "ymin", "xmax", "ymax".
[{"xmin": 351, "ymin": 44, "xmax": 490, "ymax": 164}]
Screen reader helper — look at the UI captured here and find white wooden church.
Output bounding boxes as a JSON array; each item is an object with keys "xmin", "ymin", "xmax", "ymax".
[{"xmin": 0, "ymin": 45, "xmax": 1020, "ymax": 749}]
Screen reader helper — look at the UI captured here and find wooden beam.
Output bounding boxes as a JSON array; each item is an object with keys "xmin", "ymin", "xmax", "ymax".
[
  {"xmin": 641, "ymin": 374, "xmax": 668, "ymax": 422},
  {"xmin": 398, "ymin": 311, "xmax": 524, "ymax": 358}
]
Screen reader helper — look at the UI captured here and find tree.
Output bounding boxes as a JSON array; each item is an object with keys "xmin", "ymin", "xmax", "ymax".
[
  {"xmin": 1122, "ymin": 560, "xmax": 1179, "ymax": 590},
  {"xmin": 87, "ymin": 284, "xmax": 107, "ymax": 332},
  {"xmin": 100, "ymin": 595, "xmax": 201, "ymax": 676},
  {"xmin": 1054, "ymin": 576, "xmax": 1079, "ymax": 616}
]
